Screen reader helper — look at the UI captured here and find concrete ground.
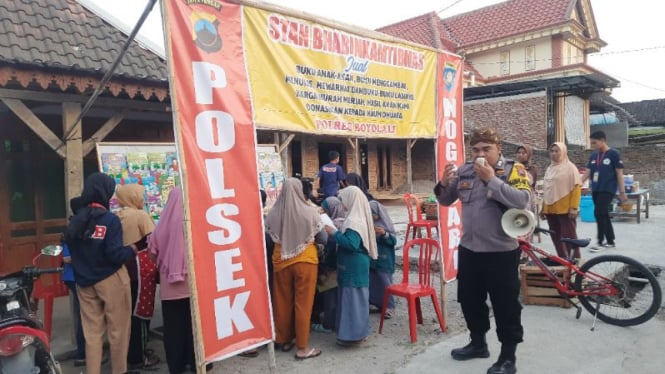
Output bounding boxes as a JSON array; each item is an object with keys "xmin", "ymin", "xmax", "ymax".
[
  {"xmin": 396, "ymin": 202, "xmax": 665, "ymax": 374},
  {"xmin": 45, "ymin": 201, "xmax": 665, "ymax": 373}
]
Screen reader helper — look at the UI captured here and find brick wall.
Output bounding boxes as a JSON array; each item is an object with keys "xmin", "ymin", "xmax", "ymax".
[
  {"xmin": 412, "ymin": 139, "xmax": 436, "ymax": 181},
  {"xmin": 568, "ymin": 145, "xmax": 665, "ymax": 201},
  {"xmin": 464, "ymin": 91, "xmax": 548, "ymax": 149},
  {"xmin": 302, "ymin": 136, "xmax": 320, "ymax": 179}
]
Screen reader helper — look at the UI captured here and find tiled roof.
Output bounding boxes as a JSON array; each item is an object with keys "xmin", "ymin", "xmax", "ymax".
[
  {"xmin": 377, "ymin": 12, "xmax": 458, "ymax": 51},
  {"xmin": 442, "ymin": 0, "xmax": 573, "ymax": 48},
  {"xmin": 378, "ymin": 13, "xmax": 484, "ymax": 81},
  {"xmin": 0, "ymin": 0, "xmax": 167, "ymax": 83},
  {"xmin": 380, "ymin": 0, "xmax": 581, "ymax": 52},
  {"xmin": 619, "ymin": 99, "xmax": 665, "ymax": 126}
]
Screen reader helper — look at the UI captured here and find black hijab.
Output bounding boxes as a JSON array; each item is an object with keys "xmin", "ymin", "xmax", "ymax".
[
  {"xmin": 65, "ymin": 173, "xmax": 116, "ymax": 241},
  {"xmin": 70, "ymin": 196, "xmax": 85, "ymax": 215},
  {"xmin": 345, "ymin": 172, "xmax": 374, "ymax": 201}
]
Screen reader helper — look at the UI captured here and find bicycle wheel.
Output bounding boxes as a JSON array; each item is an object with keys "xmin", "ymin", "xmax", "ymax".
[{"xmin": 574, "ymin": 255, "xmax": 662, "ymax": 327}]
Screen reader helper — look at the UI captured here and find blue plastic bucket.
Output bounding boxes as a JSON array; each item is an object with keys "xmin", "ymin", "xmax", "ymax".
[{"xmin": 580, "ymin": 195, "xmax": 595, "ymax": 222}]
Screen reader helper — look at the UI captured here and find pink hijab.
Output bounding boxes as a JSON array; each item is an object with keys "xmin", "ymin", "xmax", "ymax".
[
  {"xmin": 148, "ymin": 188, "xmax": 187, "ymax": 283},
  {"xmin": 544, "ymin": 142, "xmax": 582, "ymax": 205}
]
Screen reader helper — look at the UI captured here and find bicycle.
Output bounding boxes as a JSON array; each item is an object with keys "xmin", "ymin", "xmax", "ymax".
[{"xmin": 519, "ymin": 227, "xmax": 662, "ymax": 329}]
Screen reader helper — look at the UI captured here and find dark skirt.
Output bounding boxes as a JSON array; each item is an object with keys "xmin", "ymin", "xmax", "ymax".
[{"xmin": 369, "ymin": 270, "xmax": 394, "ymax": 309}]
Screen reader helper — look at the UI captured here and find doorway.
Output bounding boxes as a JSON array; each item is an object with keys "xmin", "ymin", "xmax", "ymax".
[
  {"xmin": 318, "ymin": 142, "xmax": 345, "ymax": 170},
  {"xmin": 0, "ymin": 139, "xmax": 68, "ymax": 274},
  {"xmin": 291, "ymin": 140, "xmax": 302, "ymax": 177},
  {"xmin": 376, "ymin": 144, "xmax": 392, "ymax": 190},
  {"xmin": 360, "ymin": 143, "xmax": 369, "ymax": 186}
]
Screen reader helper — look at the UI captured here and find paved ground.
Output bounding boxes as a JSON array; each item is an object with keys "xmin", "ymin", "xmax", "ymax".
[
  {"xmin": 45, "ymin": 201, "xmax": 665, "ymax": 373},
  {"xmin": 396, "ymin": 202, "xmax": 665, "ymax": 374}
]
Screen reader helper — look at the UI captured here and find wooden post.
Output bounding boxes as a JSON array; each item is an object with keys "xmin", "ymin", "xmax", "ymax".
[
  {"xmin": 278, "ymin": 133, "xmax": 295, "ymax": 177},
  {"xmin": 406, "ymin": 139, "xmax": 413, "ymax": 193},
  {"xmin": 267, "ymin": 341, "xmax": 276, "ymax": 373},
  {"xmin": 347, "ymin": 138, "xmax": 360, "ymax": 173},
  {"xmin": 62, "ymin": 102, "xmax": 83, "ymax": 347},
  {"xmin": 439, "ymin": 276, "xmax": 448, "ymax": 332},
  {"xmin": 62, "ymin": 102, "xmax": 83, "ymax": 208},
  {"xmin": 555, "ymin": 94, "xmax": 566, "ymax": 143},
  {"xmin": 82, "ymin": 110, "xmax": 127, "ymax": 156},
  {"xmin": 353, "ymin": 138, "xmax": 359, "ymax": 173},
  {"xmin": 2, "ymin": 98, "xmax": 65, "ymax": 158}
]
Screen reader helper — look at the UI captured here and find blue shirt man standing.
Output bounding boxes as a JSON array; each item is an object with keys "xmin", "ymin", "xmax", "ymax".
[
  {"xmin": 317, "ymin": 151, "xmax": 346, "ymax": 198},
  {"xmin": 582, "ymin": 130, "xmax": 626, "ymax": 251}
]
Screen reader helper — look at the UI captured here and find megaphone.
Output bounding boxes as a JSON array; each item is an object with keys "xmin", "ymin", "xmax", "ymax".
[{"xmin": 501, "ymin": 209, "xmax": 536, "ymax": 238}]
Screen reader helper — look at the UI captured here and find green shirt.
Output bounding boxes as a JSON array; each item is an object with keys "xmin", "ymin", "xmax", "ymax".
[
  {"xmin": 370, "ymin": 233, "xmax": 396, "ymax": 274},
  {"xmin": 334, "ymin": 229, "xmax": 370, "ymax": 288}
]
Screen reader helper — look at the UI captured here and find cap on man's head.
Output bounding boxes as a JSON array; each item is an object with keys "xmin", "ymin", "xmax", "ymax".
[
  {"xmin": 590, "ymin": 131, "xmax": 607, "ymax": 141},
  {"xmin": 329, "ymin": 150, "xmax": 340, "ymax": 161},
  {"xmin": 470, "ymin": 128, "xmax": 500, "ymax": 145}
]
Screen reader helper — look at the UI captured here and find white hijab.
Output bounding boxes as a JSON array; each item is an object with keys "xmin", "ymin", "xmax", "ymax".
[{"xmin": 338, "ymin": 186, "xmax": 378, "ymax": 260}]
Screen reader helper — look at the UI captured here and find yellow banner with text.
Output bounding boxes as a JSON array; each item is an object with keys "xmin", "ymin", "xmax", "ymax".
[{"xmin": 243, "ymin": 7, "xmax": 437, "ymax": 138}]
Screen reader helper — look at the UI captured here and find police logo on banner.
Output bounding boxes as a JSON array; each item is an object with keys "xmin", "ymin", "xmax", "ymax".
[
  {"xmin": 191, "ymin": 10, "xmax": 223, "ymax": 53},
  {"xmin": 443, "ymin": 62, "xmax": 457, "ymax": 91}
]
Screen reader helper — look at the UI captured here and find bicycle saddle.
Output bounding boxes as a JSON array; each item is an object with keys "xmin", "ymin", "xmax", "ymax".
[{"xmin": 560, "ymin": 238, "xmax": 591, "ymax": 248}]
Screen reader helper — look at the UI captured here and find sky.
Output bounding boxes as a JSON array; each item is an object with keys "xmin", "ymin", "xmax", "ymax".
[{"xmin": 83, "ymin": 0, "xmax": 665, "ymax": 103}]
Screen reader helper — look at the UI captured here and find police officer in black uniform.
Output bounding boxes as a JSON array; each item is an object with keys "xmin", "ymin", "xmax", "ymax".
[{"xmin": 434, "ymin": 128, "xmax": 531, "ymax": 374}]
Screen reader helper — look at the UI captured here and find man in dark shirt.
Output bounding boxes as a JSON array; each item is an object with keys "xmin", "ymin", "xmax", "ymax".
[
  {"xmin": 582, "ymin": 131, "xmax": 626, "ymax": 251},
  {"xmin": 316, "ymin": 151, "xmax": 346, "ymax": 198}
]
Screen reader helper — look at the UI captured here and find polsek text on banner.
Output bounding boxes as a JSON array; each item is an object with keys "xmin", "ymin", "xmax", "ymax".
[
  {"xmin": 435, "ymin": 53, "xmax": 464, "ymax": 282},
  {"xmin": 162, "ymin": 0, "xmax": 273, "ymax": 366}
]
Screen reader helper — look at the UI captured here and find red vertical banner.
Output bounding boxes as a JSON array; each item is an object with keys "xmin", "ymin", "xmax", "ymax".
[
  {"xmin": 435, "ymin": 53, "xmax": 465, "ymax": 281},
  {"xmin": 161, "ymin": 0, "xmax": 273, "ymax": 366}
]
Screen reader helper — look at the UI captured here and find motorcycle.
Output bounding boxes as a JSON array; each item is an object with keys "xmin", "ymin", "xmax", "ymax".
[{"xmin": 0, "ymin": 245, "xmax": 64, "ymax": 374}]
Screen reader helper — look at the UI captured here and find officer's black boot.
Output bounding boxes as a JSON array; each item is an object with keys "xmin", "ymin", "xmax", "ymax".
[
  {"xmin": 487, "ymin": 343, "xmax": 517, "ymax": 374},
  {"xmin": 451, "ymin": 333, "xmax": 490, "ymax": 361}
]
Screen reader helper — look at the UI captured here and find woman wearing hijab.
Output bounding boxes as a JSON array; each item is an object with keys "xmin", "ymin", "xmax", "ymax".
[
  {"xmin": 148, "ymin": 187, "xmax": 204, "ymax": 373},
  {"xmin": 61, "ymin": 197, "xmax": 86, "ymax": 366},
  {"xmin": 346, "ymin": 172, "xmax": 374, "ymax": 201},
  {"xmin": 115, "ymin": 184, "xmax": 159, "ymax": 369},
  {"xmin": 368, "ymin": 200, "xmax": 397, "ymax": 319},
  {"xmin": 516, "ymin": 144, "xmax": 539, "ymax": 243},
  {"xmin": 515, "ymin": 144, "xmax": 538, "ymax": 188},
  {"xmin": 321, "ymin": 196, "xmax": 347, "ymax": 229},
  {"xmin": 324, "ymin": 186, "xmax": 378, "ymax": 346},
  {"xmin": 312, "ymin": 196, "xmax": 347, "ymax": 333},
  {"xmin": 542, "ymin": 142, "xmax": 583, "ymax": 259},
  {"xmin": 265, "ymin": 178, "xmax": 325, "ymax": 360},
  {"xmin": 64, "ymin": 173, "xmax": 141, "ymax": 374}
]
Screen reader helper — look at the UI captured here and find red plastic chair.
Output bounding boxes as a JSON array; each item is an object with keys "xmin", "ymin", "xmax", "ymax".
[
  {"xmin": 379, "ymin": 238, "xmax": 446, "ymax": 343},
  {"xmin": 403, "ymin": 193, "xmax": 438, "ymax": 240}
]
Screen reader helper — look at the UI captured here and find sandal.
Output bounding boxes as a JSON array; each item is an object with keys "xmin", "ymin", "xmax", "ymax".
[
  {"xmin": 295, "ymin": 348, "xmax": 321, "ymax": 360},
  {"xmin": 145, "ymin": 353, "xmax": 160, "ymax": 367},
  {"xmin": 277, "ymin": 341, "xmax": 295, "ymax": 352},
  {"xmin": 238, "ymin": 349, "xmax": 259, "ymax": 358},
  {"xmin": 336, "ymin": 337, "xmax": 368, "ymax": 347},
  {"xmin": 384, "ymin": 309, "xmax": 394, "ymax": 319},
  {"xmin": 129, "ymin": 354, "xmax": 160, "ymax": 370}
]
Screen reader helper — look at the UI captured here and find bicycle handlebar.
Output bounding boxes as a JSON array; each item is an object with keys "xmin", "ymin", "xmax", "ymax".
[
  {"xmin": 23, "ymin": 267, "xmax": 64, "ymax": 277},
  {"xmin": 534, "ymin": 227, "xmax": 554, "ymax": 236}
]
